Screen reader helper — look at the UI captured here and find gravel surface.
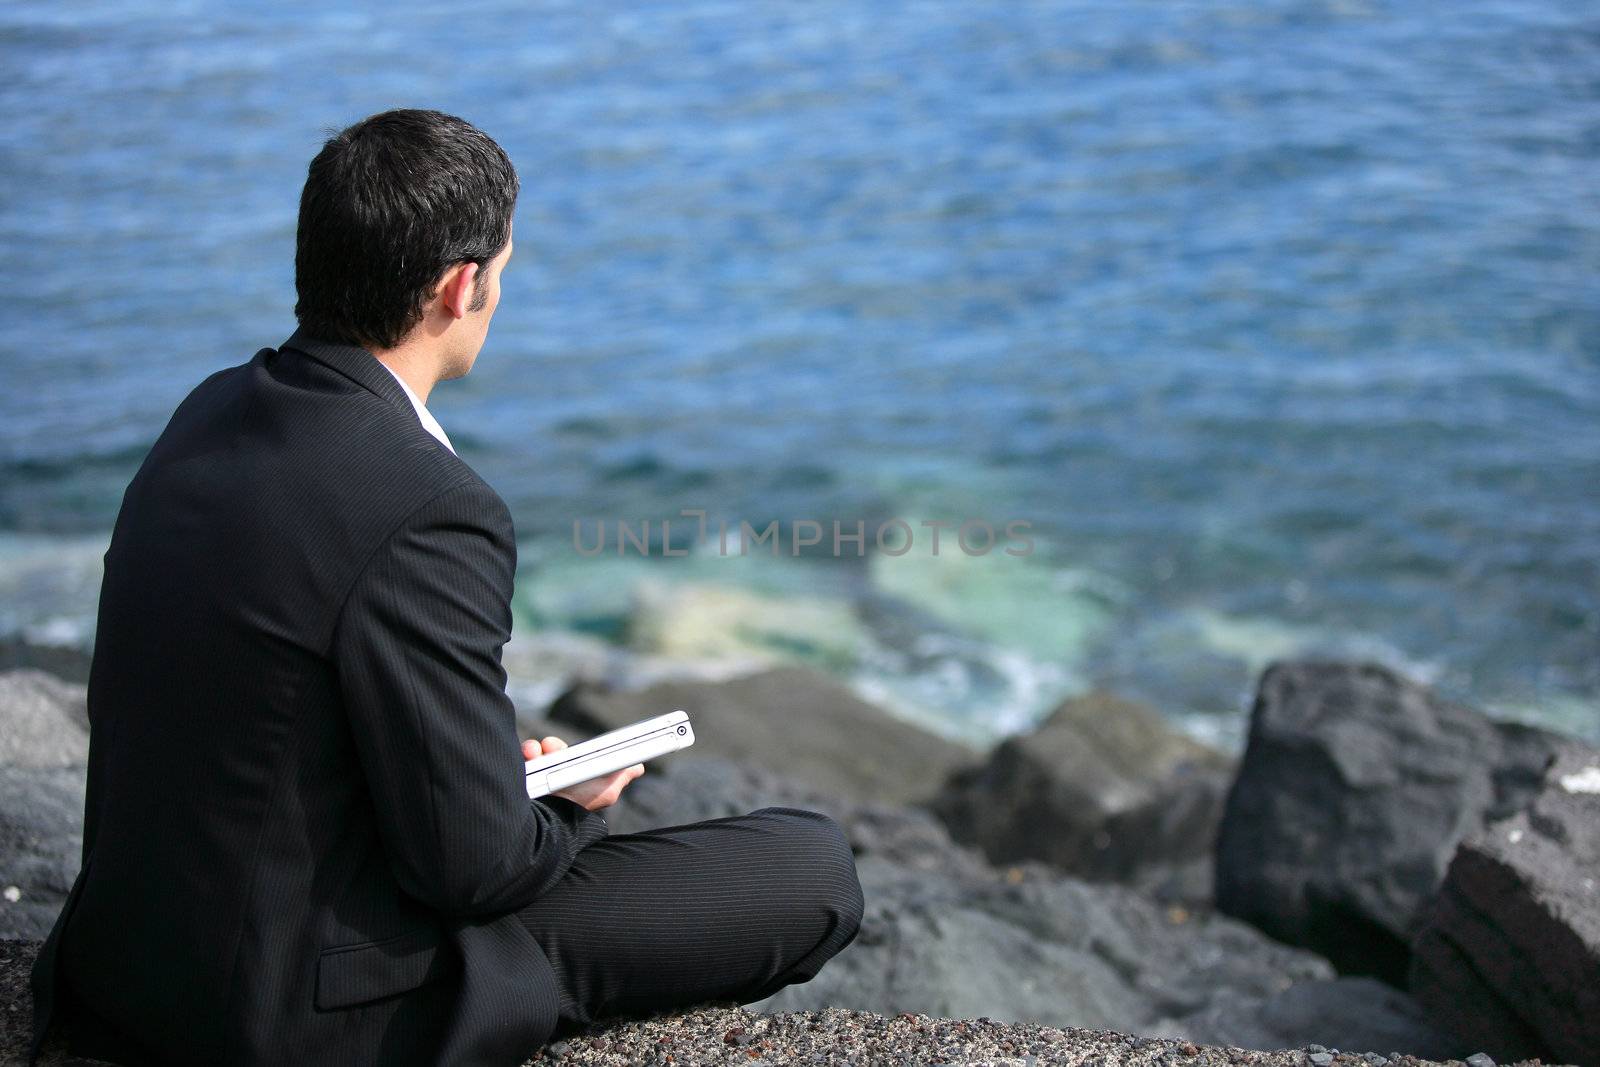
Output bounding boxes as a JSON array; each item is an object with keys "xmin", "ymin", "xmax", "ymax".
[
  {"xmin": 520, "ymin": 1004, "xmax": 1497, "ymax": 1067},
  {"xmin": 2, "ymin": 938, "xmax": 1564, "ymax": 1067}
]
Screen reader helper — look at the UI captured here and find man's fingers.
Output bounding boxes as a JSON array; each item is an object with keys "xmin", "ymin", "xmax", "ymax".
[
  {"xmin": 604, "ymin": 766, "xmax": 642, "ymax": 805},
  {"xmin": 524, "ymin": 736, "xmax": 570, "ymax": 762},
  {"xmin": 550, "ymin": 762, "xmax": 647, "ymax": 812}
]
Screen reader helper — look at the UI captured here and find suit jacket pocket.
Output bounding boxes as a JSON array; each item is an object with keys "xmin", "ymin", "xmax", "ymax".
[{"xmin": 315, "ymin": 925, "xmax": 447, "ymax": 1011}]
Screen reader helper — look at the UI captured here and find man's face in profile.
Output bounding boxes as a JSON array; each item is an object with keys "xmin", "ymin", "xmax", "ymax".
[{"xmin": 443, "ymin": 229, "xmax": 513, "ymax": 381}]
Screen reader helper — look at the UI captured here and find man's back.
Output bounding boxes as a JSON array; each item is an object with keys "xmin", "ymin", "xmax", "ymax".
[
  {"xmin": 30, "ymin": 108, "xmax": 862, "ymax": 1066},
  {"xmin": 32, "ymin": 331, "xmax": 606, "ymax": 1065}
]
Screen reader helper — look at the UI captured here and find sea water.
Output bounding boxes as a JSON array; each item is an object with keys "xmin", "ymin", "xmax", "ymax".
[{"xmin": 1, "ymin": 1, "xmax": 1596, "ymax": 747}]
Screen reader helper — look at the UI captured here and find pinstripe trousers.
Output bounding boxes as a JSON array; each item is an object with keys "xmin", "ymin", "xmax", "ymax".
[{"xmin": 516, "ymin": 806, "xmax": 865, "ymax": 1036}]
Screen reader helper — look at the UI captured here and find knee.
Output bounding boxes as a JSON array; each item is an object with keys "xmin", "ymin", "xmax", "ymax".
[{"xmin": 750, "ymin": 807, "xmax": 864, "ymax": 938}]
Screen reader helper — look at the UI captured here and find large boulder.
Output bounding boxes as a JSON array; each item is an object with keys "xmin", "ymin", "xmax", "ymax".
[
  {"xmin": 1169, "ymin": 976, "xmax": 1466, "ymax": 1060},
  {"xmin": 1214, "ymin": 661, "xmax": 1562, "ymax": 984},
  {"xmin": 546, "ymin": 666, "xmax": 981, "ymax": 808},
  {"xmin": 635, "ymin": 756, "xmax": 1444, "ymax": 1057},
  {"xmin": 929, "ymin": 692, "xmax": 1233, "ymax": 889},
  {"xmin": 745, "ymin": 829, "xmax": 1465, "ymax": 1053},
  {"xmin": 0, "ymin": 670, "xmax": 89, "ymax": 769},
  {"xmin": 0, "ymin": 766, "xmax": 87, "ymax": 940},
  {"xmin": 0, "ymin": 671, "xmax": 90, "ymax": 940},
  {"xmin": 1410, "ymin": 741, "xmax": 1600, "ymax": 1066},
  {"xmin": 597, "ymin": 752, "xmax": 986, "ymax": 878}
]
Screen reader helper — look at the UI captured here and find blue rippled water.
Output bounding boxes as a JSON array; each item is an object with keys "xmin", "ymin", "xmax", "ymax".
[{"xmin": 1, "ymin": 1, "xmax": 1596, "ymax": 744}]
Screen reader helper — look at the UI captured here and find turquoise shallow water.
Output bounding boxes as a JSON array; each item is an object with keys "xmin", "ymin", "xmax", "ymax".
[{"xmin": 1, "ymin": 1, "xmax": 1596, "ymax": 744}]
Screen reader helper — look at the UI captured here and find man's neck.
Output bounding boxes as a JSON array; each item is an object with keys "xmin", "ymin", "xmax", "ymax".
[{"xmin": 372, "ymin": 345, "xmax": 442, "ymax": 406}]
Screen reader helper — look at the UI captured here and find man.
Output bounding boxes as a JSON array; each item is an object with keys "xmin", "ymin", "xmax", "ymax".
[{"xmin": 29, "ymin": 109, "xmax": 864, "ymax": 1066}]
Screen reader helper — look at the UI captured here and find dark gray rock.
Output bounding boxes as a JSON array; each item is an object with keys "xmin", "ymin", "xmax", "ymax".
[
  {"xmin": 546, "ymin": 666, "xmax": 982, "ymax": 807},
  {"xmin": 1410, "ymin": 741, "xmax": 1600, "ymax": 1067},
  {"xmin": 955, "ymin": 869, "xmax": 1333, "ymax": 1026},
  {"xmin": 749, "ymin": 855, "xmax": 1155, "ymax": 1027},
  {"xmin": 1214, "ymin": 661, "xmax": 1562, "ymax": 984},
  {"xmin": 1, "ymin": 669, "xmax": 91, "ymax": 940},
  {"xmin": 1408, "ymin": 905, "xmax": 1549, "ymax": 1063},
  {"xmin": 0, "ymin": 670, "xmax": 90, "ymax": 768},
  {"xmin": 746, "ymin": 851, "xmax": 1336, "ymax": 1034},
  {"xmin": 0, "ymin": 765, "xmax": 87, "ymax": 940},
  {"xmin": 600, "ymin": 754, "xmax": 995, "ymax": 880},
  {"xmin": 4, "ymin": 654, "xmax": 1537, "ymax": 1065},
  {"xmin": 1165, "ymin": 976, "xmax": 1467, "ymax": 1059},
  {"xmin": 599, "ymin": 753, "xmax": 840, "ymax": 833},
  {"xmin": 596, "ymin": 753, "xmax": 1345, "ymax": 1044},
  {"xmin": 1122, "ymin": 854, "xmax": 1218, "ymax": 909},
  {"xmin": 931, "ymin": 692, "xmax": 1233, "ymax": 889},
  {"xmin": 597, "ymin": 752, "xmax": 1469, "ymax": 1060}
]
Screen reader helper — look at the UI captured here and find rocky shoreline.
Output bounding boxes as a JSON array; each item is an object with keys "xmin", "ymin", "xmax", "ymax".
[{"xmin": 1, "ymin": 639, "xmax": 1593, "ymax": 1065}]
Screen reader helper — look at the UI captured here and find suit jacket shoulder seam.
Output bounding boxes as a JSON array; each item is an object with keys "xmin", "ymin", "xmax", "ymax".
[{"xmin": 320, "ymin": 474, "xmax": 493, "ymax": 657}]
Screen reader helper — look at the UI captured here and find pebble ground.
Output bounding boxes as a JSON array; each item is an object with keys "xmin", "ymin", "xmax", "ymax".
[
  {"xmin": 0, "ymin": 942, "xmax": 1561, "ymax": 1067},
  {"xmin": 522, "ymin": 1003, "xmax": 1551, "ymax": 1067}
]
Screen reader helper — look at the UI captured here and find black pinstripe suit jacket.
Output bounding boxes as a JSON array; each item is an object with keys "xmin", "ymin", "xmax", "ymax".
[{"xmin": 29, "ymin": 328, "xmax": 608, "ymax": 1066}]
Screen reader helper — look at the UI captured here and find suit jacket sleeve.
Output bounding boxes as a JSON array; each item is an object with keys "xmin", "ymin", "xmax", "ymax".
[{"xmin": 331, "ymin": 478, "xmax": 609, "ymax": 916}]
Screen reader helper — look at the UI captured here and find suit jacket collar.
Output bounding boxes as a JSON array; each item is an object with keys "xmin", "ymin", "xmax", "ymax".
[{"xmin": 278, "ymin": 326, "xmax": 413, "ymax": 417}]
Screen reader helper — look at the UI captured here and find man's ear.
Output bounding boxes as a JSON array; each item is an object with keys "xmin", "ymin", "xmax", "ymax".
[{"xmin": 438, "ymin": 261, "xmax": 481, "ymax": 320}]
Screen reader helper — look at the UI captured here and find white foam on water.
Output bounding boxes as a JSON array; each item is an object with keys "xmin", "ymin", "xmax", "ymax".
[
  {"xmin": 848, "ymin": 635, "xmax": 1082, "ymax": 747},
  {"xmin": 865, "ymin": 523, "xmax": 1116, "ymax": 672},
  {"xmin": 1184, "ymin": 606, "xmax": 1445, "ymax": 688},
  {"xmin": 1484, "ymin": 693, "xmax": 1600, "ymax": 744},
  {"xmin": 513, "ymin": 521, "xmax": 1098, "ymax": 745},
  {"xmin": 1558, "ymin": 766, "xmax": 1600, "ymax": 795},
  {"xmin": 0, "ymin": 532, "xmax": 110, "ymax": 649},
  {"xmin": 507, "ymin": 531, "xmax": 1600, "ymax": 750},
  {"xmin": 1170, "ymin": 710, "xmax": 1248, "ymax": 754}
]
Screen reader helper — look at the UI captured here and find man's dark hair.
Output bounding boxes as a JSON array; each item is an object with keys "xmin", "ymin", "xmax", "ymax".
[{"xmin": 294, "ymin": 108, "xmax": 519, "ymax": 350}]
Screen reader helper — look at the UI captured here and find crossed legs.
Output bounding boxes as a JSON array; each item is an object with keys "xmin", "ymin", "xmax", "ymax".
[{"xmin": 515, "ymin": 806, "xmax": 865, "ymax": 1037}]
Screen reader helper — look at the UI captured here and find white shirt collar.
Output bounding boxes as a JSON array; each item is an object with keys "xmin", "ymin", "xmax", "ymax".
[{"xmin": 375, "ymin": 359, "xmax": 456, "ymax": 455}]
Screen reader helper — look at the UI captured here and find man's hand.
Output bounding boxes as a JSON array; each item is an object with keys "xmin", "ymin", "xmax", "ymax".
[{"xmin": 521, "ymin": 735, "xmax": 644, "ymax": 812}]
